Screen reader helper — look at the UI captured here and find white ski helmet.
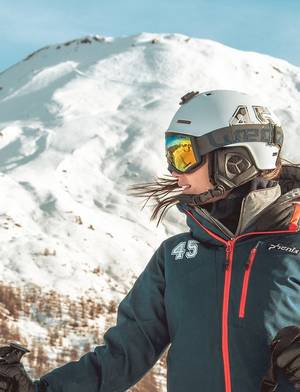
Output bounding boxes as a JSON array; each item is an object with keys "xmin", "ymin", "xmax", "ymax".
[{"xmin": 165, "ymin": 89, "xmax": 284, "ymax": 204}]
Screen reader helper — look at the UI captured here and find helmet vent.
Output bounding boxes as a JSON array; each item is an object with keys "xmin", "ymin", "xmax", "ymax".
[{"xmin": 177, "ymin": 119, "xmax": 191, "ymax": 124}]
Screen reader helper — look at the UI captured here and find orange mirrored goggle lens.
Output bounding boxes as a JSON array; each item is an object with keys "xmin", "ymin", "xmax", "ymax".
[{"xmin": 165, "ymin": 134, "xmax": 198, "ymax": 172}]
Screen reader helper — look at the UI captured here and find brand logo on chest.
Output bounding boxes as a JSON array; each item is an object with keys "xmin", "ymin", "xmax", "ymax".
[{"xmin": 268, "ymin": 243, "xmax": 300, "ymax": 255}]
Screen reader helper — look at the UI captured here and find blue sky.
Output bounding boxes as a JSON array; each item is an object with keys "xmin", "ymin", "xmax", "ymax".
[{"xmin": 0, "ymin": 0, "xmax": 299, "ymax": 72}]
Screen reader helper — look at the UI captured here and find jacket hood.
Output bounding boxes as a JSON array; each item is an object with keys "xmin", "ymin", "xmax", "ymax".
[
  {"xmin": 278, "ymin": 164, "xmax": 300, "ymax": 197},
  {"xmin": 249, "ymin": 164, "xmax": 300, "ymax": 232}
]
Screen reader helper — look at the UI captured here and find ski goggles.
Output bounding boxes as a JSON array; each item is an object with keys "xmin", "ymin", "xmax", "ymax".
[{"xmin": 165, "ymin": 133, "xmax": 206, "ymax": 173}]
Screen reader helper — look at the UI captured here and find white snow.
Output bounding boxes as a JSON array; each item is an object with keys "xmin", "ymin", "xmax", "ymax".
[{"xmin": 0, "ymin": 31, "xmax": 300, "ymax": 342}]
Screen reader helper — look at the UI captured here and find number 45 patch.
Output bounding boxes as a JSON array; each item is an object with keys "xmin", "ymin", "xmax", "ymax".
[{"xmin": 171, "ymin": 240, "xmax": 199, "ymax": 260}]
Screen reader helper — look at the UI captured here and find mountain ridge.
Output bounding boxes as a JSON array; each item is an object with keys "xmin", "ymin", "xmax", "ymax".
[{"xmin": 0, "ymin": 32, "xmax": 299, "ymax": 390}]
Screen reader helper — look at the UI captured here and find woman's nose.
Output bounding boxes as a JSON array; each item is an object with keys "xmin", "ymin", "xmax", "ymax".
[{"xmin": 171, "ymin": 171, "xmax": 181, "ymax": 178}]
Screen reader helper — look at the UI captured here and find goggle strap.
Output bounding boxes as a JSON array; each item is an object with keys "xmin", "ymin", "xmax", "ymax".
[{"xmin": 197, "ymin": 124, "xmax": 284, "ymax": 156}]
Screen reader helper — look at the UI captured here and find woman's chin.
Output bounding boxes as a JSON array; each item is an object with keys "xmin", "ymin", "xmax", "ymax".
[
  {"xmin": 181, "ymin": 187, "xmax": 197, "ymax": 194},
  {"xmin": 178, "ymin": 185, "xmax": 192, "ymax": 193},
  {"xmin": 181, "ymin": 187, "xmax": 212, "ymax": 195}
]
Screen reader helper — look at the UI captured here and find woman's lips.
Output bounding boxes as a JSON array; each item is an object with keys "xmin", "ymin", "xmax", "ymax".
[{"xmin": 179, "ymin": 184, "xmax": 191, "ymax": 190}]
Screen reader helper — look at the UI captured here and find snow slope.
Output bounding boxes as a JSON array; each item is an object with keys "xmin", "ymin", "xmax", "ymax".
[
  {"xmin": 1, "ymin": 29, "xmax": 300, "ymax": 303},
  {"xmin": 0, "ymin": 32, "xmax": 300, "ymax": 384}
]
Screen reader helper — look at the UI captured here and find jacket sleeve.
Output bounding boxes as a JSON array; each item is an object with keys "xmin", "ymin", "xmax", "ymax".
[{"xmin": 39, "ymin": 243, "xmax": 170, "ymax": 392}]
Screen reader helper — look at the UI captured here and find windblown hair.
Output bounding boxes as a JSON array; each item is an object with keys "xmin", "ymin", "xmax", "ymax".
[
  {"xmin": 128, "ymin": 156, "xmax": 289, "ymax": 225},
  {"xmin": 127, "ymin": 175, "xmax": 181, "ymax": 225},
  {"xmin": 260, "ymin": 156, "xmax": 283, "ymax": 180}
]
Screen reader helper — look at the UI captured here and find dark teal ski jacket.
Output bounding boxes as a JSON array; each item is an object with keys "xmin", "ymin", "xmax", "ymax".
[{"xmin": 39, "ymin": 165, "xmax": 300, "ymax": 392}]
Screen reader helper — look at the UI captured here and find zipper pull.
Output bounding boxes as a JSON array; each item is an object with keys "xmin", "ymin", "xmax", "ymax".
[
  {"xmin": 245, "ymin": 242, "xmax": 260, "ymax": 270},
  {"xmin": 225, "ymin": 241, "xmax": 233, "ymax": 270}
]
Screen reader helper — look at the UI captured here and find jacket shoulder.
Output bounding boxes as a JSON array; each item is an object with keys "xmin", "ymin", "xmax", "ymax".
[{"xmin": 161, "ymin": 231, "xmax": 194, "ymax": 248}]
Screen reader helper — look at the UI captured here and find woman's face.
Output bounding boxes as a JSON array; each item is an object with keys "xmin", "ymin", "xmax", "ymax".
[{"xmin": 171, "ymin": 156, "xmax": 230, "ymax": 204}]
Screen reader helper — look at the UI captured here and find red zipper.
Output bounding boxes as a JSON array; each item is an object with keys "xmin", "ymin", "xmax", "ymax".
[
  {"xmin": 238, "ymin": 244, "xmax": 259, "ymax": 318},
  {"xmin": 185, "ymin": 210, "xmax": 234, "ymax": 392},
  {"xmin": 184, "ymin": 209, "xmax": 298, "ymax": 392},
  {"xmin": 222, "ymin": 240, "xmax": 234, "ymax": 392}
]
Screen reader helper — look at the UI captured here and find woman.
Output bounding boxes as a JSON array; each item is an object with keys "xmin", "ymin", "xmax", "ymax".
[{"xmin": 1, "ymin": 90, "xmax": 300, "ymax": 391}]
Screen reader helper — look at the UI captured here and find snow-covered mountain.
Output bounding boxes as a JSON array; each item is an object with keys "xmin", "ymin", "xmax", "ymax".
[{"xmin": 0, "ymin": 32, "xmax": 300, "ymax": 388}]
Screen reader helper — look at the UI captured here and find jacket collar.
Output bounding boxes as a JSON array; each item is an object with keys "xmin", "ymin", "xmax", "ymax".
[
  {"xmin": 234, "ymin": 183, "xmax": 281, "ymax": 234},
  {"xmin": 178, "ymin": 167, "xmax": 300, "ymax": 244},
  {"xmin": 177, "ymin": 165, "xmax": 300, "ymax": 246}
]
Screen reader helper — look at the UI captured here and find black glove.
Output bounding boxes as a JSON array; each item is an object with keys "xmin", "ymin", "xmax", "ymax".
[
  {"xmin": 261, "ymin": 325, "xmax": 300, "ymax": 391},
  {"xmin": 0, "ymin": 344, "xmax": 37, "ymax": 392},
  {"xmin": 276, "ymin": 337, "xmax": 300, "ymax": 390},
  {"xmin": 0, "ymin": 362, "xmax": 35, "ymax": 392}
]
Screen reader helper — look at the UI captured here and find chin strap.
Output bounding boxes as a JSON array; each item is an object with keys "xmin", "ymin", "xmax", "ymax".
[{"xmin": 177, "ymin": 184, "xmax": 226, "ymax": 205}]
